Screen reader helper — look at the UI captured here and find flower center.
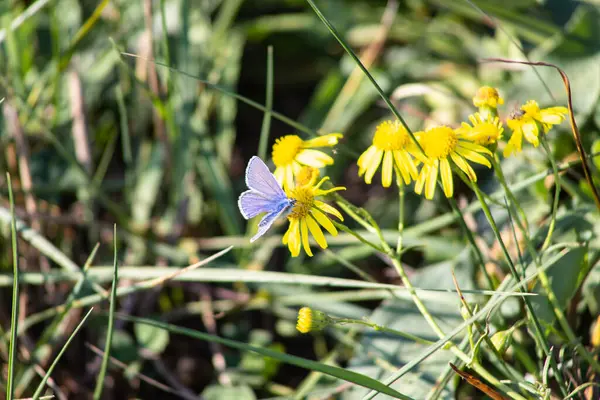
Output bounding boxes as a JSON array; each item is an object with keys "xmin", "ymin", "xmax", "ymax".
[
  {"xmin": 473, "ymin": 86, "xmax": 502, "ymax": 108},
  {"xmin": 295, "ymin": 166, "xmax": 319, "ymax": 187},
  {"xmin": 288, "ymin": 186, "xmax": 314, "ymax": 219},
  {"xmin": 419, "ymin": 126, "xmax": 458, "ymax": 159},
  {"xmin": 471, "ymin": 122, "xmax": 501, "ymax": 145},
  {"xmin": 272, "ymin": 135, "xmax": 303, "ymax": 167},
  {"xmin": 372, "ymin": 121, "xmax": 410, "ymax": 151},
  {"xmin": 521, "ymin": 100, "xmax": 540, "ymax": 117}
]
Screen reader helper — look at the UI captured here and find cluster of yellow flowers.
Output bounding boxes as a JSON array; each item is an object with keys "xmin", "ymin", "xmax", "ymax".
[
  {"xmin": 357, "ymin": 86, "xmax": 569, "ymax": 199},
  {"xmin": 263, "ymin": 86, "xmax": 568, "ymax": 258}
]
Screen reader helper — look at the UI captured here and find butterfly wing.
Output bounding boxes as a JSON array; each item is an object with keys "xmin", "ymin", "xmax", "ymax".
[
  {"xmin": 238, "ymin": 190, "xmax": 279, "ymax": 220},
  {"xmin": 250, "ymin": 200, "xmax": 292, "ymax": 242},
  {"xmin": 245, "ymin": 156, "xmax": 286, "ymax": 199}
]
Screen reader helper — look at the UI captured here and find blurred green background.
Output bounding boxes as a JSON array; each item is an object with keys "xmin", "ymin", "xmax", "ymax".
[{"xmin": 1, "ymin": 0, "xmax": 600, "ymax": 399}]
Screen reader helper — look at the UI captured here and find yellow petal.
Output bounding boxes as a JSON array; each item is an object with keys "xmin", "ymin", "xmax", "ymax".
[
  {"xmin": 398, "ymin": 149, "xmax": 418, "ymax": 180},
  {"xmin": 503, "ymin": 131, "xmax": 522, "ymax": 157},
  {"xmin": 364, "ymin": 149, "xmax": 383, "ymax": 184},
  {"xmin": 393, "ymin": 150, "xmax": 411, "ymax": 184},
  {"xmin": 303, "ymin": 133, "xmax": 343, "ymax": 148},
  {"xmin": 414, "ymin": 167, "xmax": 427, "ymax": 195},
  {"xmin": 314, "ymin": 200, "xmax": 343, "ymax": 221},
  {"xmin": 306, "ymin": 215, "xmax": 327, "ymax": 249},
  {"xmin": 300, "ymin": 218, "xmax": 313, "ymax": 256},
  {"xmin": 440, "ymin": 158, "xmax": 453, "ymax": 198},
  {"xmin": 315, "ymin": 186, "xmax": 346, "ymax": 197},
  {"xmin": 274, "ymin": 167, "xmax": 285, "ymax": 186},
  {"xmin": 282, "ymin": 223, "xmax": 291, "ymax": 244},
  {"xmin": 296, "ymin": 149, "xmax": 334, "ymax": 167},
  {"xmin": 539, "ymin": 107, "xmax": 568, "ymax": 125},
  {"xmin": 381, "ymin": 151, "xmax": 393, "ymax": 187},
  {"xmin": 455, "ymin": 146, "xmax": 491, "ymax": 167},
  {"xmin": 457, "ymin": 140, "xmax": 492, "ymax": 155},
  {"xmin": 287, "ymin": 219, "xmax": 301, "ymax": 257},
  {"xmin": 311, "ymin": 208, "xmax": 337, "ymax": 236},
  {"xmin": 522, "ymin": 122, "xmax": 539, "ymax": 147},
  {"xmin": 425, "ymin": 160, "xmax": 438, "ymax": 200},
  {"xmin": 357, "ymin": 145, "xmax": 378, "ymax": 173},
  {"xmin": 451, "ymin": 153, "xmax": 477, "ymax": 181},
  {"xmin": 285, "ymin": 166, "xmax": 295, "ymax": 190}
]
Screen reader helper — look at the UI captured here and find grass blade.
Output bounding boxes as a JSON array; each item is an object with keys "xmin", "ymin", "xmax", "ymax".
[
  {"xmin": 93, "ymin": 225, "xmax": 119, "ymax": 399},
  {"xmin": 258, "ymin": 46, "xmax": 274, "ymax": 160},
  {"xmin": 114, "ymin": 314, "xmax": 413, "ymax": 400},
  {"xmin": 31, "ymin": 308, "xmax": 94, "ymax": 400},
  {"xmin": 6, "ymin": 173, "xmax": 20, "ymax": 400}
]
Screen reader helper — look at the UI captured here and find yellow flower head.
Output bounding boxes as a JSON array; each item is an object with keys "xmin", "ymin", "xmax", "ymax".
[
  {"xmin": 473, "ymin": 86, "xmax": 504, "ymax": 109},
  {"xmin": 413, "ymin": 126, "xmax": 492, "ymax": 199},
  {"xmin": 283, "ymin": 173, "xmax": 345, "ymax": 257},
  {"xmin": 272, "ymin": 133, "xmax": 342, "ymax": 189},
  {"xmin": 503, "ymin": 100, "xmax": 568, "ymax": 157},
  {"xmin": 357, "ymin": 120, "xmax": 418, "ymax": 187},
  {"xmin": 458, "ymin": 113, "xmax": 504, "ymax": 146},
  {"xmin": 296, "ymin": 307, "xmax": 332, "ymax": 333},
  {"xmin": 295, "ymin": 166, "xmax": 320, "ymax": 187}
]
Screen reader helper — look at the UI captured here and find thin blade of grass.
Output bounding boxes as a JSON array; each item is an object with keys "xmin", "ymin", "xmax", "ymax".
[
  {"xmin": 0, "ymin": 267, "xmax": 536, "ymax": 297},
  {"xmin": 304, "ymin": 0, "xmax": 422, "ymax": 154},
  {"xmin": 31, "ymin": 308, "xmax": 94, "ymax": 400},
  {"xmin": 119, "ymin": 52, "xmax": 318, "ymax": 138},
  {"xmin": 92, "ymin": 225, "xmax": 119, "ymax": 400},
  {"xmin": 361, "ymin": 248, "xmax": 569, "ymax": 400},
  {"xmin": 258, "ymin": 46, "xmax": 274, "ymax": 160},
  {"xmin": 6, "ymin": 173, "xmax": 20, "ymax": 400},
  {"xmin": 113, "ymin": 314, "xmax": 413, "ymax": 400}
]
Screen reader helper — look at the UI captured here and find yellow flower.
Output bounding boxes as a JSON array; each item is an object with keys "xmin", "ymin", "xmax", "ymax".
[
  {"xmin": 457, "ymin": 113, "xmax": 504, "ymax": 146},
  {"xmin": 272, "ymin": 133, "xmax": 343, "ymax": 189},
  {"xmin": 296, "ymin": 307, "xmax": 332, "ymax": 333},
  {"xmin": 357, "ymin": 120, "xmax": 418, "ymax": 187},
  {"xmin": 473, "ymin": 86, "xmax": 504, "ymax": 109},
  {"xmin": 413, "ymin": 126, "xmax": 492, "ymax": 199},
  {"xmin": 283, "ymin": 173, "xmax": 345, "ymax": 257},
  {"xmin": 503, "ymin": 101, "xmax": 568, "ymax": 157}
]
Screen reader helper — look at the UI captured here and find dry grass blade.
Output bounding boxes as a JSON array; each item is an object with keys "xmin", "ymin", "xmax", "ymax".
[
  {"xmin": 481, "ymin": 57, "xmax": 600, "ymax": 211},
  {"xmin": 449, "ymin": 363, "xmax": 508, "ymax": 400}
]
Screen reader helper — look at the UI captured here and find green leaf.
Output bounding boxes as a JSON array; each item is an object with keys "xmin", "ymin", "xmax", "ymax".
[
  {"xmin": 134, "ymin": 323, "xmax": 170, "ymax": 354},
  {"xmin": 202, "ymin": 385, "xmax": 257, "ymax": 400},
  {"xmin": 343, "ymin": 250, "xmax": 474, "ymax": 399},
  {"xmin": 114, "ymin": 314, "xmax": 413, "ymax": 400},
  {"xmin": 530, "ymin": 247, "xmax": 587, "ymax": 327}
]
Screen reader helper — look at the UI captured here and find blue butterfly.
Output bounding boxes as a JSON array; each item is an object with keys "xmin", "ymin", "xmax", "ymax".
[{"xmin": 238, "ymin": 156, "xmax": 295, "ymax": 242}]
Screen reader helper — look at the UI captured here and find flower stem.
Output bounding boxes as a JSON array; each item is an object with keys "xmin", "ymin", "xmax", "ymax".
[
  {"xmin": 468, "ymin": 181, "xmax": 570, "ymax": 397},
  {"xmin": 446, "ymin": 197, "xmax": 495, "ymax": 290},
  {"xmin": 494, "ymin": 155, "xmax": 600, "ymax": 373},
  {"xmin": 371, "ymin": 223, "xmax": 526, "ymax": 400},
  {"xmin": 491, "ymin": 154, "xmax": 530, "ymax": 234},
  {"xmin": 396, "ymin": 178, "xmax": 405, "ymax": 254},
  {"xmin": 333, "ymin": 317, "xmax": 436, "ymax": 346},
  {"xmin": 540, "ymin": 136, "xmax": 560, "ymax": 251}
]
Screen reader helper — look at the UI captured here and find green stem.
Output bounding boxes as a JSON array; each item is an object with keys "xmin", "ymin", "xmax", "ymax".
[
  {"xmin": 383, "ymin": 248, "xmax": 526, "ymax": 400},
  {"xmin": 333, "ymin": 318, "xmax": 435, "ymax": 346},
  {"xmin": 447, "ymin": 197, "xmax": 495, "ymax": 289},
  {"xmin": 468, "ymin": 181, "xmax": 570, "ymax": 397},
  {"xmin": 330, "ymin": 221, "xmax": 385, "ymax": 254},
  {"xmin": 540, "ymin": 136, "xmax": 560, "ymax": 251},
  {"xmin": 396, "ymin": 179, "xmax": 405, "ymax": 254},
  {"xmin": 495, "ymin": 158, "xmax": 600, "ymax": 376},
  {"xmin": 491, "ymin": 155, "xmax": 530, "ymax": 234}
]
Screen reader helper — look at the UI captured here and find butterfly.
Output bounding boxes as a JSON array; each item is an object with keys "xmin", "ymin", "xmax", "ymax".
[{"xmin": 238, "ymin": 156, "xmax": 295, "ymax": 242}]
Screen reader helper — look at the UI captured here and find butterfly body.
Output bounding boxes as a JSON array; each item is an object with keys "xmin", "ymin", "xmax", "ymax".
[{"xmin": 238, "ymin": 156, "xmax": 295, "ymax": 242}]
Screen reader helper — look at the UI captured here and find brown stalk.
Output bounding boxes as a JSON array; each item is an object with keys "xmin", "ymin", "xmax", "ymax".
[{"xmin": 481, "ymin": 57, "xmax": 600, "ymax": 211}]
